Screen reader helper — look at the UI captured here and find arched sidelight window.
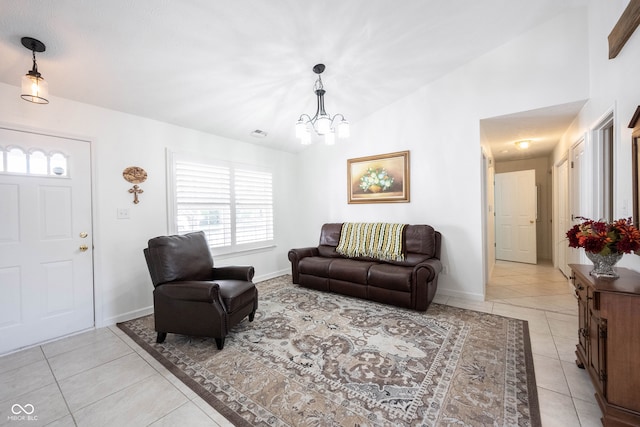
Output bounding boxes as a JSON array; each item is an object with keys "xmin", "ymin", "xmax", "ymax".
[
  {"xmin": 50, "ymin": 152, "xmax": 68, "ymax": 176},
  {"xmin": 29, "ymin": 149, "xmax": 48, "ymax": 175},
  {"xmin": 7, "ymin": 147, "xmax": 27, "ymax": 174}
]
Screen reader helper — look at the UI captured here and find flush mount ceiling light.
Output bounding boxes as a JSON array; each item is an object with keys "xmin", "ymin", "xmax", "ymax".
[
  {"xmin": 20, "ymin": 37, "xmax": 49, "ymax": 104},
  {"xmin": 295, "ymin": 64, "xmax": 349, "ymax": 145},
  {"xmin": 515, "ymin": 140, "xmax": 531, "ymax": 149}
]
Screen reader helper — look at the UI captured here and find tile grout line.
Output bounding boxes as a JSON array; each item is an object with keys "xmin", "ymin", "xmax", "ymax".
[
  {"xmin": 112, "ymin": 329, "xmax": 225, "ymax": 425},
  {"xmin": 41, "ymin": 345, "xmax": 79, "ymax": 426}
]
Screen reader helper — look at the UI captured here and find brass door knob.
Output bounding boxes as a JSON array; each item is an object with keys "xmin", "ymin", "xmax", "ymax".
[{"xmin": 79, "ymin": 245, "xmax": 89, "ymax": 252}]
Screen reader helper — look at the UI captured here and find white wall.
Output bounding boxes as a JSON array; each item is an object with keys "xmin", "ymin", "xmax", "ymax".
[
  {"xmin": 294, "ymin": 7, "xmax": 590, "ymax": 300},
  {"xmin": 553, "ymin": 0, "xmax": 640, "ymax": 273},
  {"xmin": 0, "ymin": 82, "xmax": 299, "ymax": 326}
]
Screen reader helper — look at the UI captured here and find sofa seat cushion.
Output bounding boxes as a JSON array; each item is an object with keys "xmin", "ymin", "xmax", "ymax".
[
  {"xmin": 368, "ymin": 264, "xmax": 413, "ymax": 292},
  {"xmin": 299, "ymin": 257, "xmax": 334, "ymax": 277},
  {"xmin": 328, "ymin": 259, "xmax": 376, "ymax": 285}
]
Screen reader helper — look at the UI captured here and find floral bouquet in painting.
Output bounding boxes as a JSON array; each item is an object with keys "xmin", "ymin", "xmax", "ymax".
[
  {"xmin": 566, "ymin": 217, "xmax": 640, "ymax": 255},
  {"xmin": 359, "ymin": 168, "xmax": 394, "ymax": 193}
]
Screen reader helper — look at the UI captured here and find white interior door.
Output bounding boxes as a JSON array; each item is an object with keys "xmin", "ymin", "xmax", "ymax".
[
  {"xmin": 495, "ymin": 170, "xmax": 537, "ymax": 264},
  {"xmin": 556, "ymin": 159, "xmax": 570, "ymax": 277},
  {"xmin": 569, "ymin": 139, "xmax": 586, "ymax": 265},
  {"xmin": 0, "ymin": 128, "xmax": 94, "ymax": 354}
]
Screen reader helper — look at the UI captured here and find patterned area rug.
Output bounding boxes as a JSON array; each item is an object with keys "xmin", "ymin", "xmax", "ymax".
[{"xmin": 118, "ymin": 276, "xmax": 540, "ymax": 426}]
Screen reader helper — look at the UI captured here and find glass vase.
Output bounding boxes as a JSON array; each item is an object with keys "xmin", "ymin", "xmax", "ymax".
[{"xmin": 585, "ymin": 251, "xmax": 623, "ymax": 278}]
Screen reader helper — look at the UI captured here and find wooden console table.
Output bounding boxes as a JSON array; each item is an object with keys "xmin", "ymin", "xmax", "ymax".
[{"xmin": 569, "ymin": 264, "xmax": 640, "ymax": 426}]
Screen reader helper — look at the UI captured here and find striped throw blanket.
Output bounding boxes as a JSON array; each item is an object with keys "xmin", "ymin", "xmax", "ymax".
[{"xmin": 336, "ymin": 223, "xmax": 406, "ymax": 261}]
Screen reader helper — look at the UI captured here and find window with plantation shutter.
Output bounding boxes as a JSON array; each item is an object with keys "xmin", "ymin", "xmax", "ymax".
[
  {"xmin": 235, "ymin": 168, "xmax": 273, "ymax": 244},
  {"xmin": 169, "ymin": 152, "xmax": 274, "ymax": 254}
]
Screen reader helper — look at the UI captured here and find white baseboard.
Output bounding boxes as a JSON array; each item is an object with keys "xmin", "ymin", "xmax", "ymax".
[
  {"xmin": 436, "ymin": 288, "xmax": 485, "ymax": 302},
  {"xmin": 255, "ymin": 269, "xmax": 290, "ymax": 283},
  {"xmin": 99, "ymin": 306, "xmax": 154, "ymax": 327}
]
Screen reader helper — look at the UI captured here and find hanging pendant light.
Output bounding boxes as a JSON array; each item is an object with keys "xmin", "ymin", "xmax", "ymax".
[
  {"xmin": 20, "ymin": 37, "xmax": 49, "ymax": 104},
  {"xmin": 295, "ymin": 64, "xmax": 349, "ymax": 145}
]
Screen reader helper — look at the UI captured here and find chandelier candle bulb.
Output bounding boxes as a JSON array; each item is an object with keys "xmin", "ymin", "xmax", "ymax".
[
  {"xmin": 337, "ymin": 120, "xmax": 350, "ymax": 138},
  {"xmin": 316, "ymin": 116, "xmax": 331, "ymax": 135},
  {"xmin": 295, "ymin": 120, "xmax": 306, "ymax": 138}
]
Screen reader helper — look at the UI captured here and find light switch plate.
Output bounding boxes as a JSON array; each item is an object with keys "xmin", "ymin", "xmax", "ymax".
[{"xmin": 117, "ymin": 208, "xmax": 130, "ymax": 219}]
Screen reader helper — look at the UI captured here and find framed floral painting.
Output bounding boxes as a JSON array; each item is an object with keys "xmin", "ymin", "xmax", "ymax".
[{"xmin": 347, "ymin": 150, "xmax": 410, "ymax": 204}]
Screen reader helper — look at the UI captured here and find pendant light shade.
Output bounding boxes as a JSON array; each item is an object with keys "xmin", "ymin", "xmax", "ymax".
[{"xmin": 20, "ymin": 37, "xmax": 49, "ymax": 104}]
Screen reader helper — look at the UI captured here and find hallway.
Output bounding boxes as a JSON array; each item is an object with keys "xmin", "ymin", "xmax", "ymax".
[{"xmin": 486, "ymin": 260, "xmax": 576, "ymax": 314}]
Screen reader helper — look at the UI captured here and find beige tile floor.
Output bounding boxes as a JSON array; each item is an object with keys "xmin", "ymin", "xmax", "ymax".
[{"xmin": 1, "ymin": 262, "xmax": 601, "ymax": 426}]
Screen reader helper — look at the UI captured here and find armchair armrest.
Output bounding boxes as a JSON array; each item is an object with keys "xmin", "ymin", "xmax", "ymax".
[
  {"xmin": 154, "ymin": 281, "xmax": 221, "ymax": 303},
  {"xmin": 211, "ymin": 266, "xmax": 255, "ymax": 281}
]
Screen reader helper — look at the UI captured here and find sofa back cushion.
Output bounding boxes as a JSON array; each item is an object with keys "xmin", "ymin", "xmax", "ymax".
[
  {"xmin": 317, "ymin": 223, "xmax": 344, "ymax": 258},
  {"xmin": 404, "ymin": 224, "xmax": 437, "ymax": 257},
  {"xmin": 317, "ymin": 223, "xmax": 438, "ymax": 264}
]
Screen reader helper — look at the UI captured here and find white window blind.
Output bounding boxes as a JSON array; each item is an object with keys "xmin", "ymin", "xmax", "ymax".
[
  {"xmin": 235, "ymin": 168, "xmax": 274, "ymax": 244},
  {"xmin": 172, "ymin": 155, "xmax": 274, "ymax": 253}
]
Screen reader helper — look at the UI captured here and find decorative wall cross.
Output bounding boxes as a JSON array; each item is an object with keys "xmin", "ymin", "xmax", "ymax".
[
  {"xmin": 122, "ymin": 166, "xmax": 147, "ymax": 204},
  {"xmin": 128, "ymin": 184, "xmax": 144, "ymax": 204}
]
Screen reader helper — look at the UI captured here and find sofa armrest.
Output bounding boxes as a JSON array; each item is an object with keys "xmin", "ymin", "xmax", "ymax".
[
  {"xmin": 288, "ymin": 247, "xmax": 319, "ymax": 283},
  {"xmin": 154, "ymin": 281, "xmax": 221, "ymax": 303},
  {"xmin": 414, "ymin": 258, "xmax": 443, "ymax": 283},
  {"xmin": 412, "ymin": 259, "xmax": 443, "ymax": 310},
  {"xmin": 212, "ymin": 266, "xmax": 255, "ymax": 282},
  {"xmin": 288, "ymin": 247, "xmax": 319, "ymax": 260}
]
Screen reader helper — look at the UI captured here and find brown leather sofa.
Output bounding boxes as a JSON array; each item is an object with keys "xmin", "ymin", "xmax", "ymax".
[
  {"xmin": 288, "ymin": 223, "xmax": 442, "ymax": 311},
  {"xmin": 144, "ymin": 231, "xmax": 258, "ymax": 350}
]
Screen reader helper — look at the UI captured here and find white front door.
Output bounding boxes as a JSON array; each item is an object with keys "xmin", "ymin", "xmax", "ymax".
[
  {"xmin": 495, "ymin": 170, "xmax": 537, "ymax": 264},
  {"xmin": 0, "ymin": 128, "xmax": 94, "ymax": 354}
]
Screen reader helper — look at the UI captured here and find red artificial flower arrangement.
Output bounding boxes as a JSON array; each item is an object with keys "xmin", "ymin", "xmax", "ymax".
[{"xmin": 566, "ymin": 217, "xmax": 640, "ymax": 255}]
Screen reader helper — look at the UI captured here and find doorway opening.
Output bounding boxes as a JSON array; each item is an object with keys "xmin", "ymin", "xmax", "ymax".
[{"xmin": 480, "ymin": 101, "xmax": 587, "ymax": 300}]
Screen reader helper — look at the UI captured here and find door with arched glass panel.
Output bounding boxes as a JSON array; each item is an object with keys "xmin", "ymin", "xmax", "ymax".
[{"xmin": 0, "ymin": 128, "xmax": 93, "ymax": 354}]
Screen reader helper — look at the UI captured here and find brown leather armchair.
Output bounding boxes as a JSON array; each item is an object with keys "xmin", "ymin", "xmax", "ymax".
[{"xmin": 143, "ymin": 231, "xmax": 258, "ymax": 350}]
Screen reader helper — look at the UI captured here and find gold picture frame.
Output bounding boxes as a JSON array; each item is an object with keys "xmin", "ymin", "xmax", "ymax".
[{"xmin": 347, "ymin": 150, "xmax": 410, "ymax": 204}]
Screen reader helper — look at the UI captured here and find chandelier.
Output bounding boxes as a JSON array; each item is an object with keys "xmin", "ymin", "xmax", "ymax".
[{"xmin": 295, "ymin": 64, "xmax": 349, "ymax": 145}]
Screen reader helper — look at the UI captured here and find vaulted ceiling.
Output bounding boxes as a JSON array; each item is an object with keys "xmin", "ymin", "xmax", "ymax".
[{"xmin": 0, "ymin": 0, "xmax": 588, "ymax": 155}]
